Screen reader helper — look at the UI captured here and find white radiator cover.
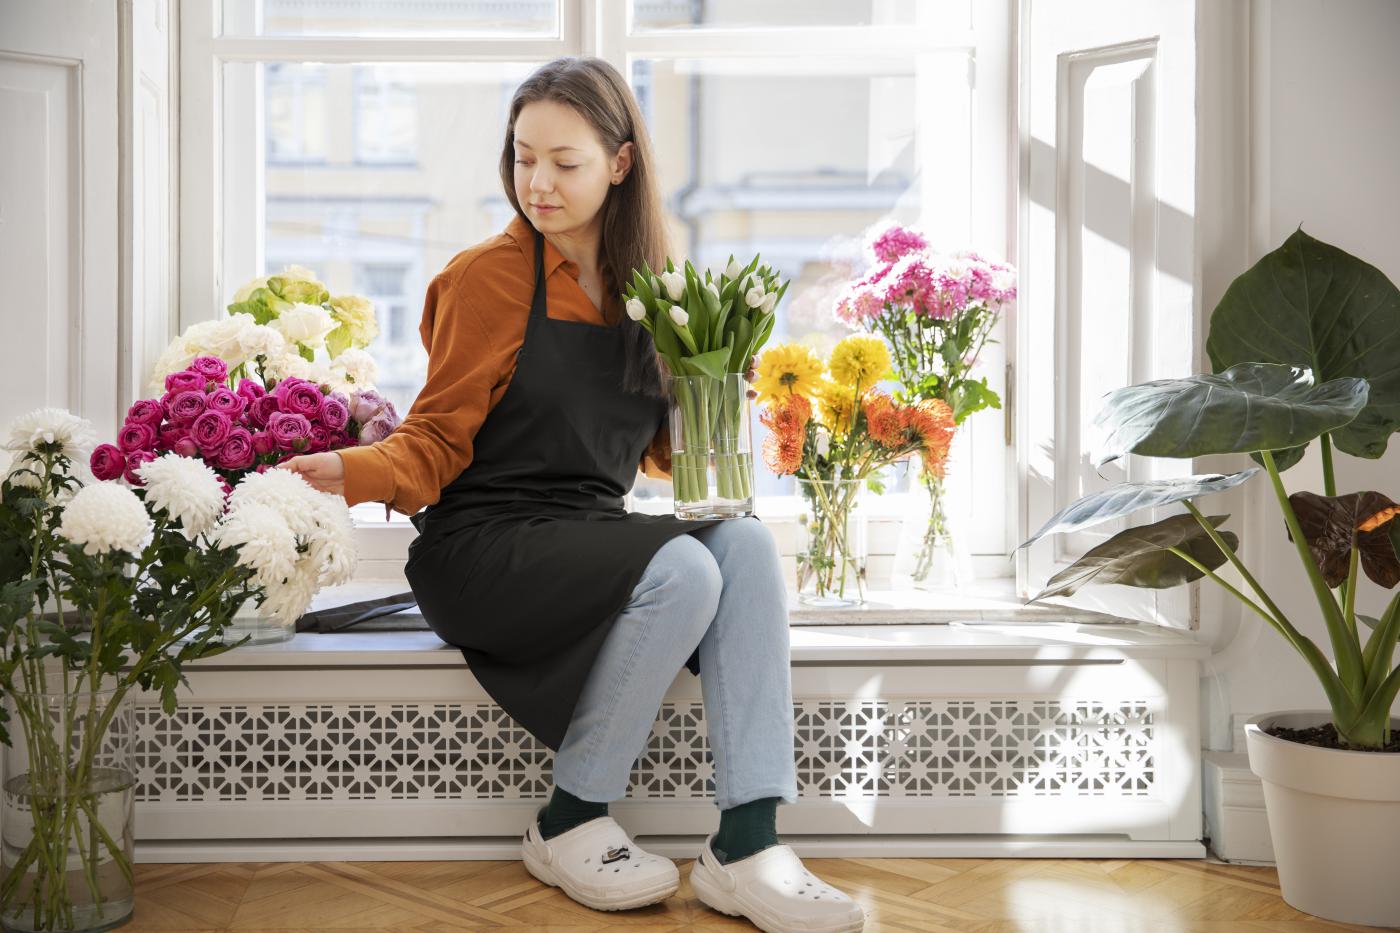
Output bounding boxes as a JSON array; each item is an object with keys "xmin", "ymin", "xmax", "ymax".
[{"xmin": 126, "ymin": 622, "xmax": 1207, "ymax": 860}]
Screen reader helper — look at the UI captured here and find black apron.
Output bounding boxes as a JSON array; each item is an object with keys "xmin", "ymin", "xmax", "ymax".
[{"xmin": 403, "ymin": 227, "xmax": 732, "ymax": 752}]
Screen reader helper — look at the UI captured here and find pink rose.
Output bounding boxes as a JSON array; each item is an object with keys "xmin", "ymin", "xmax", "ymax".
[
  {"xmin": 126, "ymin": 399, "xmax": 163, "ymax": 426},
  {"xmin": 215, "ymin": 427, "xmax": 255, "ymax": 470},
  {"xmin": 248, "ymin": 394, "xmax": 280, "ymax": 429},
  {"xmin": 191, "ymin": 410, "xmax": 233, "ymax": 449},
  {"xmin": 173, "ymin": 437, "xmax": 199, "ymax": 458},
  {"xmin": 89, "ymin": 444, "xmax": 125, "ymax": 481},
  {"xmin": 235, "ymin": 377, "xmax": 266, "ymax": 404},
  {"xmin": 158, "ymin": 426, "xmax": 183, "ymax": 449},
  {"xmin": 267, "ymin": 411, "xmax": 313, "ymax": 452},
  {"xmin": 117, "ymin": 421, "xmax": 156, "ymax": 453},
  {"xmin": 123, "ymin": 450, "xmax": 157, "ymax": 485},
  {"xmin": 318, "ymin": 394, "xmax": 350, "ymax": 432},
  {"xmin": 251, "ymin": 432, "xmax": 275, "ymax": 456},
  {"xmin": 348, "ymin": 389, "xmax": 388, "ymax": 424},
  {"xmin": 308, "ymin": 424, "xmax": 329, "ymax": 452},
  {"xmin": 217, "ymin": 476, "xmax": 234, "ymax": 501},
  {"xmin": 190, "ymin": 355, "xmax": 228, "ymax": 383},
  {"xmin": 255, "ymin": 464, "xmax": 270, "ymax": 474},
  {"xmin": 206, "ymin": 386, "xmax": 245, "ymax": 418},
  {"xmin": 275, "ymin": 379, "xmax": 324, "ymax": 419},
  {"xmin": 169, "ymin": 390, "xmax": 207, "ymax": 425},
  {"xmin": 164, "ymin": 370, "xmax": 204, "ymax": 394}
]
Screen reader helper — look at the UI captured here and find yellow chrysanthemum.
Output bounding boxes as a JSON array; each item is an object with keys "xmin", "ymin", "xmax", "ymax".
[
  {"xmin": 813, "ymin": 378, "xmax": 859, "ymax": 436},
  {"xmin": 754, "ymin": 343, "xmax": 824, "ymax": 402},
  {"xmin": 828, "ymin": 335, "xmax": 891, "ymax": 390}
]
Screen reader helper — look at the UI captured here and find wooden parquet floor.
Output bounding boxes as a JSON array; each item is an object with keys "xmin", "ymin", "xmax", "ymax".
[{"xmin": 112, "ymin": 855, "xmax": 1397, "ymax": 932}]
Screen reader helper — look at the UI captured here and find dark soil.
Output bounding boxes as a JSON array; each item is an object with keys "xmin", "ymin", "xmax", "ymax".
[{"xmin": 1267, "ymin": 722, "xmax": 1400, "ymax": 752}]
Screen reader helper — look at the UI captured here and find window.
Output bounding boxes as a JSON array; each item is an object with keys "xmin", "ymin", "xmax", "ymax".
[{"xmin": 180, "ymin": 0, "xmax": 1012, "ymax": 574}]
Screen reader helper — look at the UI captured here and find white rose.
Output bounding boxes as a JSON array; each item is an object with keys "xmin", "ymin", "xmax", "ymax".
[
  {"xmin": 625, "ymin": 298, "xmax": 647, "ymax": 321},
  {"xmin": 271, "ymin": 302, "xmax": 336, "ymax": 349},
  {"xmin": 760, "ymin": 292, "xmax": 777, "ymax": 313},
  {"xmin": 745, "ymin": 286, "xmax": 766, "ymax": 309},
  {"xmin": 660, "ymin": 271, "xmax": 685, "ymax": 302},
  {"xmin": 233, "ymin": 276, "xmax": 270, "ymax": 304},
  {"xmin": 668, "ymin": 306, "xmax": 689, "ymax": 328},
  {"xmin": 183, "ymin": 314, "xmax": 255, "ymax": 367}
]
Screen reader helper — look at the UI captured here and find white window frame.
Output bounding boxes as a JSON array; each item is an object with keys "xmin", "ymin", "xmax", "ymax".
[{"xmin": 179, "ymin": 0, "xmax": 1015, "ymax": 580}]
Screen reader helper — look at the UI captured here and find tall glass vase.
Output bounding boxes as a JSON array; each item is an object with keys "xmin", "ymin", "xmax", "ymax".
[
  {"xmin": 893, "ymin": 448, "xmax": 972, "ymax": 591},
  {"xmin": 175, "ymin": 582, "xmax": 290, "ymax": 647},
  {"xmin": 795, "ymin": 477, "xmax": 868, "ymax": 607},
  {"xmin": 670, "ymin": 373, "xmax": 755, "ymax": 520},
  {"xmin": 1, "ymin": 679, "xmax": 135, "ymax": 933}
]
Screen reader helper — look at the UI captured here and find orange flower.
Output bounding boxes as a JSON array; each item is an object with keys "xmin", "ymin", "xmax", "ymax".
[
  {"xmin": 760, "ymin": 393, "xmax": 812, "ymax": 434},
  {"xmin": 762, "ymin": 428, "xmax": 805, "ymax": 475},
  {"xmin": 862, "ymin": 391, "xmax": 904, "ymax": 449},
  {"xmin": 904, "ymin": 398, "xmax": 956, "ymax": 478}
]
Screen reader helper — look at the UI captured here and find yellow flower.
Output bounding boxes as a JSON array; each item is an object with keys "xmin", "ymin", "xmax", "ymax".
[
  {"xmin": 828, "ymin": 335, "xmax": 891, "ymax": 389},
  {"xmin": 754, "ymin": 343, "xmax": 824, "ymax": 402},
  {"xmin": 328, "ymin": 294, "xmax": 380, "ymax": 348},
  {"xmin": 813, "ymin": 378, "xmax": 858, "ymax": 436}
]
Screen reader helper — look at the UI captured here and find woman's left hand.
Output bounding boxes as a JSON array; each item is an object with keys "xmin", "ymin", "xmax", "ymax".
[{"xmin": 744, "ymin": 354, "xmax": 758, "ymax": 399}]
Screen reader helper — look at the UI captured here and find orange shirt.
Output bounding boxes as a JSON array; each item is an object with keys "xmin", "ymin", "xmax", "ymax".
[{"xmin": 337, "ymin": 213, "xmax": 672, "ymax": 517}]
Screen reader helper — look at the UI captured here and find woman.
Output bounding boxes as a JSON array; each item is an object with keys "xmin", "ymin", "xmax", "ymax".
[{"xmin": 281, "ymin": 57, "xmax": 864, "ymax": 932}]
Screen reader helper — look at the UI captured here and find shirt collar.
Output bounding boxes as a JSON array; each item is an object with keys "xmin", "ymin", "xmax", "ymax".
[{"xmin": 505, "ymin": 212, "xmax": 580, "ymax": 281}]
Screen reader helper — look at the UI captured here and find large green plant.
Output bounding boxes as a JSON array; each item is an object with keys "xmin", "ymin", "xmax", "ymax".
[{"xmin": 1021, "ymin": 231, "xmax": 1400, "ymax": 749}]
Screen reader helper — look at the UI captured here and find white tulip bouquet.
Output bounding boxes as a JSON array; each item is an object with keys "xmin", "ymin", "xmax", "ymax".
[{"xmin": 623, "ymin": 256, "xmax": 786, "ymax": 507}]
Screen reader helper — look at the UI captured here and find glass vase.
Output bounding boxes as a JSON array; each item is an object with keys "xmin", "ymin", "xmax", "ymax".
[
  {"xmin": 670, "ymin": 373, "xmax": 755, "ymax": 520},
  {"xmin": 892, "ymin": 451, "xmax": 972, "ymax": 591},
  {"xmin": 176, "ymin": 582, "xmax": 292, "ymax": 647},
  {"xmin": 1, "ymin": 680, "xmax": 135, "ymax": 933},
  {"xmin": 795, "ymin": 477, "xmax": 868, "ymax": 607}
]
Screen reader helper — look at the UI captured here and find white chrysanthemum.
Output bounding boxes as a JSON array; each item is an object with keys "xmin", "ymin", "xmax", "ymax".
[
  {"xmin": 57, "ymin": 482, "xmax": 154, "ymax": 556},
  {"xmin": 271, "ymin": 302, "xmax": 335, "ymax": 349},
  {"xmin": 5, "ymin": 408, "xmax": 99, "ymax": 461},
  {"xmin": 258, "ymin": 566, "xmax": 321, "ymax": 626},
  {"xmin": 332, "ymin": 347, "xmax": 378, "ymax": 387},
  {"xmin": 328, "ymin": 294, "xmax": 380, "ymax": 348},
  {"xmin": 236, "ymin": 321, "xmax": 286, "ymax": 361},
  {"xmin": 210, "ymin": 501, "xmax": 299, "ymax": 586},
  {"xmin": 135, "ymin": 453, "xmax": 227, "ymax": 537}
]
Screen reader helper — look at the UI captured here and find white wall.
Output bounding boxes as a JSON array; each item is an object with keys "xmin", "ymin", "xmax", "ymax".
[{"xmin": 1199, "ymin": 0, "xmax": 1400, "ymax": 750}]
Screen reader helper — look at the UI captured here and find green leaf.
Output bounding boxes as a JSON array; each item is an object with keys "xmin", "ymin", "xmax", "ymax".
[
  {"xmin": 1207, "ymin": 228, "xmax": 1400, "ymax": 460},
  {"xmin": 1031, "ymin": 514, "xmax": 1238, "ymax": 601},
  {"xmin": 1021, "ymin": 469, "xmax": 1260, "ymax": 547},
  {"xmin": 682, "ymin": 348, "xmax": 734, "ymax": 381},
  {"xmin": 727, "ymin": 317, "xmax": 753, "ymax": 374},
  {"xmin": 1092, "ymin": 362, "xmax": 1368, "ymax": 467},
  {"xmin": 298, "ymin": 344, "xmax": 316, "ymax": 363}
]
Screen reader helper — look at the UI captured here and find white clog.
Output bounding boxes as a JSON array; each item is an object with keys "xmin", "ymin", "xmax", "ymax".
[
  {"xmin": 690, "ymin": 834, "xmax": 866, "ymax": 932},
  {"xmin": 521, "ymin": 807, "xmax": 680, "ymax": 911}
]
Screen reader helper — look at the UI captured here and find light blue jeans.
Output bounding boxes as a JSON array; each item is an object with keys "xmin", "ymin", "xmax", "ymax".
[{"xmin": 551, "ymin": 517, "xmax": 798, "ymax": 810}]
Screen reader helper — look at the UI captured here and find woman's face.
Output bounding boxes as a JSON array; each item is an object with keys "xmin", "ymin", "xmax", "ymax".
[{"xmin": 512, "ymin": 99, "xmax": 632, "ymax": 237}]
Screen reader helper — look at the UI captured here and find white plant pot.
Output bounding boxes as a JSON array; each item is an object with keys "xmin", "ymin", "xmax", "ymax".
[{"xmin": 1244, "ymin": 709, "xmax": 1400, "ymax": 927}]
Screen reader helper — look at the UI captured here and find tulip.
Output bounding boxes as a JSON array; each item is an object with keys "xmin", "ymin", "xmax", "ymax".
[
  {"xmin": 668, "ymin": 306, "xmax": 689, "ymax": 328},
  {"xmin": 761, "ymin": 292, "xmax": 777, "ymax": 313},
  {"xmin": 725, "ymin": 258, "xmax": 742, "ymax": 278},
  {"xmin": 661, "ymin": 270, "xmax": 685, "ymax": 301},
  {"xmin": 705, "ymin": 281, "xmax": 720, "ymax": 300},
  {"xmin": 745, "ymin": 286, "xmax": 766, "ymax": 309},
  {"xmin": 626, "ymin": 298, "xmax": 647, "ymax": 321}
]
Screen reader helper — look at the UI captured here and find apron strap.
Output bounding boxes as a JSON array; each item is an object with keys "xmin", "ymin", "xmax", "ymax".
[{"xmin": 530, "ymin": 229, "xmax": 548, "ymax": 320}]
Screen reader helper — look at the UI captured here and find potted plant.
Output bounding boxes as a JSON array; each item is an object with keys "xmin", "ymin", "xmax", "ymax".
[
  {"xmin": 1019, "ymin": 230, "xmax": 1400, "ymax": 926},
  {"xmin": 0, "ymin": 407, "xmax": 356, "ymax": 931}
]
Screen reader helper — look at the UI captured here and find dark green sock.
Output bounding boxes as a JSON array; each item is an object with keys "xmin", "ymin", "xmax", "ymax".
[
  {"xmin": 711, "ymin": 796, "xmax": 781, "ymax": 864},
  {"xmin": 538, "ymin": 785, "xmax": 610, "ymax": 840}
]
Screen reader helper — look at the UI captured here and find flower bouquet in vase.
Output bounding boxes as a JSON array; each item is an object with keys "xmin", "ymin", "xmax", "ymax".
[
  {"xmin": 0, "ymin": 408, "xmax": 354, "ymax": 932},
  {"xmin": 835, "ymin": 221, "xmax": 1016, "ymax": 590},
  {"xmin": 87, "ymin": 265, "xmax": 401, "ymax": 645},
  {"xmin": 623, "ymin": 256, "xmax": 785, "ymax": 519},
  {"xmin": 756, "ymin": 337, "xmax": 955, "ymax": 606}
]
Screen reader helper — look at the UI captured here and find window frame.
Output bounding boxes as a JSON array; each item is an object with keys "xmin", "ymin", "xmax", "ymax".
[{"xmin": 179, "ymin": 0, "xmax": 1017, "ymax": 581}]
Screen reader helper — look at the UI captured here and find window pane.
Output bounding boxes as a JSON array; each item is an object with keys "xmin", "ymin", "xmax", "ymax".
[
  {"xmin": 629, "ymin": 56, "xmax": 942, "ymax": 503},
  {"xmin": 632, "ymin": 0, "xmax": 920, "ymax": 31},
  {"xmin": 222, "ymin": 0, "xmax": 558, "ymax": 38},
  {"xmin": 225, "ymin": 60, "xmax": 539, "ymax": 417}
]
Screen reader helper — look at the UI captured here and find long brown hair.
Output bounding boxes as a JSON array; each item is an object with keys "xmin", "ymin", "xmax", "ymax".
[{"xmin": 499, "ymin": 57, "xmax": 670, "ymax": 399}]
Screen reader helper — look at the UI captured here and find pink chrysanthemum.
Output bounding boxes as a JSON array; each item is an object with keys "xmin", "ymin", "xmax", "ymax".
[{"xmin": 864, "ymin": 220, "xmax": 929, "ymax": 264}]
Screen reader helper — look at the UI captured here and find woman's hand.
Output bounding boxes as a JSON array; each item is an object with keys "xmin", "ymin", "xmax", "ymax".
[
  {"xmin": 745, "ymin": 354, "xmax": 758, "ymax": 399},
  {"xmin": 277, "ymin": 451, "xmax": 345, "ymax": 496}
]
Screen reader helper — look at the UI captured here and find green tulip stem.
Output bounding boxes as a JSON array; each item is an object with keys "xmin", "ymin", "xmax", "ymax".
[{"xmin": 1259, "ymin": 449, "xmax": 1366, "ymax": 701}]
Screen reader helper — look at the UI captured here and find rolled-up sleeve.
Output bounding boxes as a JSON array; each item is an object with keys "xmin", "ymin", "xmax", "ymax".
[
  {"xmin": 338, "ymin": 271, "xmax": 502, "ymax": 516},
  {"xmin": 639, "ymin": 418, "xmax": 672, "ymax": 480}
]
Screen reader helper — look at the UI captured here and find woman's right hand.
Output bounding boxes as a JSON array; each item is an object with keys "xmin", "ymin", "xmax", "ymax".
[{"xmin": 277, "ymin": 451, "xmax": 345, "ymax": 496}]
